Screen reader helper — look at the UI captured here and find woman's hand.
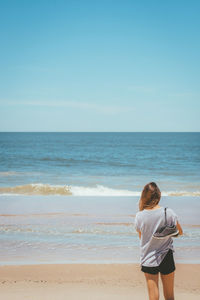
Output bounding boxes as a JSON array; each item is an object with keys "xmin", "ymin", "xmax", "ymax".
[
  {"xmin": 177, "ymin": 221, "xmax": 183, "ymax": 235},
  {"xmin": 136, "ymin": 229, "xmax": 141, "ymax": 239}
]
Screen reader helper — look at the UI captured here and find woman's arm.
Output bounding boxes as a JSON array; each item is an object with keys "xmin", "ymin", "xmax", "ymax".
[{"xmin": 177, "ymin": 221, "xmax": 183, "ymax": 235}]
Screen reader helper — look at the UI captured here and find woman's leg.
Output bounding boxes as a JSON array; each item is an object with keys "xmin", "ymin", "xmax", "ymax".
[
  {"xmin": 160, "ymin": 271, "xmax": 175, "ymax": 300},
  {"xmin": 144, "ymin": 272, "xmax": 159, "ymax": 300}
]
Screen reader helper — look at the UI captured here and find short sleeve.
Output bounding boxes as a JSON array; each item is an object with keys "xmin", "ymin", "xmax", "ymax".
[
  {"xmin": 134, "ymin": 213, "xmax": 141, "ymax": 232},
  {"xmin": 167, "ymin": 208, "xmax": 178, "ymax": 225}
]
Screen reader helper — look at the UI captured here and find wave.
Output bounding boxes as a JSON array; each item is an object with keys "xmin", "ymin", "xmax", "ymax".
[
  {"xmin": 0, "ymin": 184, "xmax": 136, "ymax": 196},
  {"xmin": 0, "ymin": 225, "xmax": 136, "ymax": 236},
  {"xmin": 0, "ymin": 171, "xmax": 41, "ymax": 177},
  {"xmin": 0, "ymin": 183, "xmax": 199, "ymax": 196},
  {"xmin": 40, "ymin": 157, "xmax": 136, "ymax": 167},
  {"xmin": 166, "ymin": 191, "xmax": 200, "ymax": 196},
  {"xmin": 0, "ymin": 171, "xmax": 20, "ymax": 176},
  {"xmin": 0, "ymin": 213, "xmax": 90, "ymax": 217},
  {"xmin": 70, "ymin": 185, "xmax": 137, "ymax": 196},
  {"xmin": 0, "ymin": 184, "xmax": 72, "ymax": 195}
]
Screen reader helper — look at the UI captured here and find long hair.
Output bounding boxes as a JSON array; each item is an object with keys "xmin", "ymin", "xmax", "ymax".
[{"xmin": 139, "ymin": 182, "xmax": 161, "ymax": 211}]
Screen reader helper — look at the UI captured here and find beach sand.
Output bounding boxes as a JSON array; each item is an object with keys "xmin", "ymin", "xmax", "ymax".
[{"xmin": 0, "ymin": 263, "xmax": 199, "ymax": 299}]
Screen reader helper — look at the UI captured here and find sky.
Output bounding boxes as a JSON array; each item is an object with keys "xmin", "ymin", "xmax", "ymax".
[{"xmin": 0, "ymin": 0, "xmax": 199, "ymax": 132}]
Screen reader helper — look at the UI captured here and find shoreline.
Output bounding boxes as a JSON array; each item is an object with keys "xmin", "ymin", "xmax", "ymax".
[
  {"xmin": 0, "ymin": 263, "xmax": 199, "ymax": 300},
  {"xmin": 1, "ymin": 259, "xmax": 200, "ymax": 266}
]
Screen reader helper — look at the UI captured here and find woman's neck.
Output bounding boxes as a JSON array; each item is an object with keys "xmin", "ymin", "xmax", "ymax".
[{"xmin": 145, "ymin": 204, "xmax": 161, "ymax": 210}]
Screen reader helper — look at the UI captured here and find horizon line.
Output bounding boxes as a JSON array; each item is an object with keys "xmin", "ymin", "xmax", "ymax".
[{"xmin": 0, "ymin": 131, "xmax": 199, "ymax": 133}]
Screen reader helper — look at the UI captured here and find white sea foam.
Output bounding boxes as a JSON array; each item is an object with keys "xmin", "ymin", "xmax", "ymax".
[
  {"xmin": 69, "ymin": 186, "xmax": 200, "ymax": 196},
  {"xmin": 70, "ymin": 185, "xmax": 138, "ymax": 196},
  {"xmin": 0, "ymin": 183, "xmax": 199, "ymax": 196}
]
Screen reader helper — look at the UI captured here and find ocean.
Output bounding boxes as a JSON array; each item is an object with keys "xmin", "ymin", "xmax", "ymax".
[{"xmin": 0, "ymin": 132, "xmax": 200, "ymax": 265}]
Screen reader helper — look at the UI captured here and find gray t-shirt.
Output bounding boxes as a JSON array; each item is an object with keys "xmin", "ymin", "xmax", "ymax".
[{"xmin": 135, "ymin": 207, "xmax": 178, "ymax": 267}]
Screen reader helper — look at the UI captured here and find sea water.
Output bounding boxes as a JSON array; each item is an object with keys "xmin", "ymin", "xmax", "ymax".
[{"xmin": 0, "ymin": 132, "xmax": 199, "ymax": 264}]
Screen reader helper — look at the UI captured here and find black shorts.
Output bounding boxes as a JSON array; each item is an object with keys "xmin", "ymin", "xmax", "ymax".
[{"xmin": 141, "ymin": 249, "xmax": 175, "ymax": 275}]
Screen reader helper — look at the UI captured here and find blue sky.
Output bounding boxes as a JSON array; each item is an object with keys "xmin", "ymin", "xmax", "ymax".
[{"xmin": 0, "ymin": 0, "xmax": 199, "ymax": 131}]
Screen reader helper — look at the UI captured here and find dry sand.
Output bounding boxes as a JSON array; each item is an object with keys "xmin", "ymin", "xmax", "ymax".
[{"xmin": 0, "ymin": 263, "xmax": 199, "ymax": 299}]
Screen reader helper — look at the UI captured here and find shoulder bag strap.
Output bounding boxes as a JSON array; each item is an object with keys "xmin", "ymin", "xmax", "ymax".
[{"xmin": 164, "ymin": 207, "xmax": 168, "ymax": 226}]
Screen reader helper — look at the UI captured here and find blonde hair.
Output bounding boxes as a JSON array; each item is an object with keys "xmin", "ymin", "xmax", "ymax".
[{"xmin": 139, "ymin": 182, "xmax": 161, "ymax": 211}]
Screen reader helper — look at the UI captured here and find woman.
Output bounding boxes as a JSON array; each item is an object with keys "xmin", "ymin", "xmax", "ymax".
[{"xmin": 135, "ymin": 182, "xmax": 183, "ymax": 300}]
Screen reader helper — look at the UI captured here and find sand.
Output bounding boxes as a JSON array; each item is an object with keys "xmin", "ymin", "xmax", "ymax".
[{"xmin": 0, "ymin": 263, "xmax": 199, "ymax": 299}]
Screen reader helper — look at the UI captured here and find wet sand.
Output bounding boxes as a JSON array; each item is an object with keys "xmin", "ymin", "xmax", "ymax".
[{"xmin": 0, "ymin": 263, "xmax": 199, "ymax": 299}]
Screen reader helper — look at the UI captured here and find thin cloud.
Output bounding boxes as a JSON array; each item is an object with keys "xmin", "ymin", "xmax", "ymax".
[{"xmin": 1, "ymin": 100, "xmax": 135, "ymax": 115}]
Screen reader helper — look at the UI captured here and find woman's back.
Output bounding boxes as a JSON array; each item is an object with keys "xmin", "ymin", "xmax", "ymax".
[{"xmin": 135, "ymin": 206, "xmax": 178, "ymax": 266}]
